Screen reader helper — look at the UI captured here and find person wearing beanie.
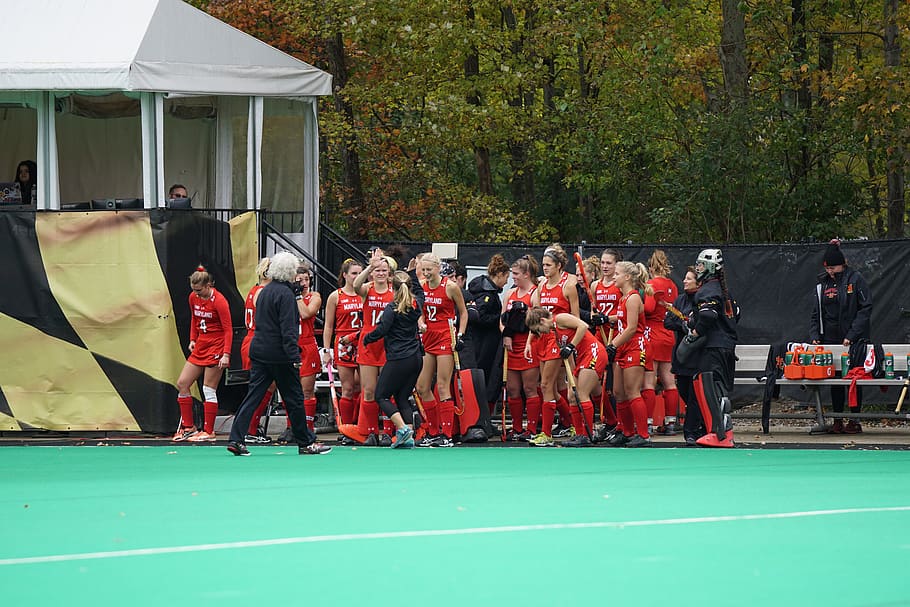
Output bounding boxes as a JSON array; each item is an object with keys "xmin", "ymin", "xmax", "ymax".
[{"xmin": 809, "ymin": 239, "xmax": 873, "ymax": 434}]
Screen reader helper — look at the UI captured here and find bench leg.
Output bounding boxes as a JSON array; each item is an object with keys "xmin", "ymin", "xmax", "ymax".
[{"xmin": 808, "ymin": 386, "xmax": 827, "ymax": 434}]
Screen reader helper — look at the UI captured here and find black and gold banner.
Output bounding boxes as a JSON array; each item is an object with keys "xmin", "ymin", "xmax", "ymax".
[{"xmin": 0, "ymin": 210, "xmax": 258, "ymax": 434}]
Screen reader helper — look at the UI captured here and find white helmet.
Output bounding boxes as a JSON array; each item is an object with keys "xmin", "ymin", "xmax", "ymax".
[{"xmin": 696, "ymin": 248, "xmax": 723, "ymax": 280}]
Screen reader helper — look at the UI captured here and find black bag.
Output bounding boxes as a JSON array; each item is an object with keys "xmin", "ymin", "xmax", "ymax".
[{"xmin": 849, "ymin": 339, "xmax": 885, "ymax": 378}]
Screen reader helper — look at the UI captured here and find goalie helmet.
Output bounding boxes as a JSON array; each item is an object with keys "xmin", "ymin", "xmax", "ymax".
[{"xmin": 695, "ymin": 248, "xmax": 723, "ymax": 281}]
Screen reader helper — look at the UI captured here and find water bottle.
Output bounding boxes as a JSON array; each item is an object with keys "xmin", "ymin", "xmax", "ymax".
[
  {"xmin": 884, "ymin": 353, "xmax": 895, "ymax": 379},
  {"xmin": 840, "ymin": 353, "xmax": 850, "ymax": 376}
]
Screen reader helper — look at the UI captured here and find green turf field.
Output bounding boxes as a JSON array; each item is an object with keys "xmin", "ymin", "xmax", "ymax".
[{"xmin": 2, "ymin": 446, "xmax": 908, "ymax": 606}]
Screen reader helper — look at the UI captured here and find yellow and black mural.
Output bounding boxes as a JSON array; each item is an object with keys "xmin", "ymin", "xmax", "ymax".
[{"xmin": 0, "ymin": 210, "xmax": 258, "ymax": 434}]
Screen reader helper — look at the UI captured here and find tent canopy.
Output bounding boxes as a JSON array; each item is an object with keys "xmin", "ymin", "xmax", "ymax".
[{"xmin": 0, "ymin": 0, "xmax": 331, "ymax": 97}]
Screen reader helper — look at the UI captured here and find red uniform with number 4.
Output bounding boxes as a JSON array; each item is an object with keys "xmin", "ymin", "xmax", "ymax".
[{"xmin": 188, "ymin": 287, "xmax": 232, "ymax": 367}]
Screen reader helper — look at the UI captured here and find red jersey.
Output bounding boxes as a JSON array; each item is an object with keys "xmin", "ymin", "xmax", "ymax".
[
  {"xmin": 593, "ymin": 279, "xmax": 622, "ymax": 318},
  {"xmin": 189, "ymin": 287, "xmax": 232, "ymax": 351},
  {"xmin": 422, "ymin": 277, "xmax": 456, "ymax": 331},
  {"xmin": 362, "ymin": 284, "xmax": 394, "ymax": 336},
  {"xmin": 243, "ymin": 284, "xmax": 264, "ymax": 333},
  {"xmin": 240, "ymin": 284, "xmax": 263, "ymax": 370},
  {"xmin": 616, "ymin": 292, "xmax": 646, "ymax": 343},
  {"xmin": 334, "ymin": 289, "xmax": 363, "ymax": 338},
  {"xmin": 504, "ymin": 286, "xmax": 537, "ymax": 370},
  {"xmin": 539, "ymin": 271, "xmax": 573, "ymax": 345},
  {"xmin": 645, "ymin": 276, "xmax": 677, "ymax": 339},
  {"xmin": 298, "ymin": 292, "xmax": 317, "ymax": 346}
]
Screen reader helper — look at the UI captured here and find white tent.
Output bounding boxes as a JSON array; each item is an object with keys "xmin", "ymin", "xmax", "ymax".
[{"xmin": 0, "ymin": 0, "xmax": 332, "ymax": 252}]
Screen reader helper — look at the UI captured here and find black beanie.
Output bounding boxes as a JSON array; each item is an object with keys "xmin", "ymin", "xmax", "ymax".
[{"xmin": 823, "ymin": 240, "xmax": 845, "ymax": 267}]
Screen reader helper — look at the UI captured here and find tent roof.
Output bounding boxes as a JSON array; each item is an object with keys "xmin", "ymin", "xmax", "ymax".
[{"xmin": 0, "ymin": 0, "xmax": 331, "ymax": 97}]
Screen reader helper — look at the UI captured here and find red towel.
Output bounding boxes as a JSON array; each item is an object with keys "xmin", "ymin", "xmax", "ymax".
[{"xmin": 844, "ymin": 367, "xmax": 871, "ymax": 409}]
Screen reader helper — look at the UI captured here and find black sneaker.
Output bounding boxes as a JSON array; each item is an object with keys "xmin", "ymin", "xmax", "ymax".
[
  {"xmin": 378, "ymin": 433, "xmax": 393, "ymax": 447},
  {"xmin": 337, "ymin": 435, "xmax": 358, "ymax": 445},
  {"xmin": 561, "ymin": 434, "xmax": 593, "ymax": 448},
  {"xmin": 592, "ymin": 423, "xmax": 617, "ymax": 443},
  {"xmin": 363, "ymin": 433, "xmax": 380, "ymax": 446},
  {"xmin": 432, "ymin": 435, "xmax": 453, "ymax": 448},
  {"xmin": 416, "ymin": 434, "xmax": 437, "ymax": 447},
  {"xmin": 685, "ymin": 436, "xmax": 698, "ymax": 447},
  {"xmin": 624, "ymin": 435, "xmax": 652, "ymax": 448},
  {"xmin": 553, "ymin": 424, "xmax": 574, "ymax": 438},
  {"xmin": 227, "ymin": 441, "xmax": 250, "ymax": 456},
  {"xmin": 605, "ymin": 432, "xmax": 628, "ymax": 447},
  {"xmin": 275, "ymin": 428, "xmax": 294, "ymax": 445},
  {"xmin": 245, "ymin": 431, "xmax": 273, "ymax": 445},
  {"xmin": 299, "ymin": 442, "xmax": 332, "ymax": 455}
]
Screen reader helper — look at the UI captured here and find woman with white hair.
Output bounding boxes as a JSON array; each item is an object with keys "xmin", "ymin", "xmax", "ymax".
[{"xmin": 227, "ymin": 251, "xmax": 331, "ymax": 456}]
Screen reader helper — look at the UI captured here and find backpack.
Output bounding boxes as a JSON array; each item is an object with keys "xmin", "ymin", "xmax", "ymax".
[{"xmin": 849, "ymin": 339, "xmax": 885, "ymax": 379}]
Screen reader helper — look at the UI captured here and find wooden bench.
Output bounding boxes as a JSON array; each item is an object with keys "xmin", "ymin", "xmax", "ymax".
[{"xmin": 733, "ymin": 343, "xmax": 910, "ymax": 433}]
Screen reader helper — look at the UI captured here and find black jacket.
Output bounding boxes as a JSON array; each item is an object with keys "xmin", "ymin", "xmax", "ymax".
[
  {"xmin": 665, "ymin": 290, "xmax": 698, "ymax": 376},
  {"xmin": 467, "ymin": 274, "xmax": 502, "ymax": 369},
  {"xmin": 363, "ymin": 272, "xmax": 425, "ymax": 361},
  {"xmin": 809, "ymin": 266, "xmax": 872, "ymax": 344},
  {"xmin": 250, "ymin": 280, "xmax": 301, "ymax": 364},
  {"xmin": 693, "ymin": 278, "xmax": 738, "ymax": 350}
]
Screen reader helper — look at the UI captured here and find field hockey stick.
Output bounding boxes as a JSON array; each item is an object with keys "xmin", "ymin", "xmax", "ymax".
[
  {"xmin": 411, "ymin": 389, "xmax": 431, "ymax": 439},
  {"xmin": 563, "ymin": 357, "xmax": 592, "ymax": 439},
  {"xmin": 501, "ymin": 351, "xmax": 509, "ymax": 441},
  {"xmin": 664, "ymin": 302, "xmax": 688, "ymax": 321},
  {"xmin": 326, "ymin": 362, "xmax": 343, "ymax": 430},
  {"xmin": 573, "ymin": 252, "xmax": 612, "ymax": 424},
  {"xmin": 895, "ymin": 376, "xmax": 910, "ymax": 413},
  {"xmin": 449, "ymin": 319, "xmax": 466, "ymax": 415}
]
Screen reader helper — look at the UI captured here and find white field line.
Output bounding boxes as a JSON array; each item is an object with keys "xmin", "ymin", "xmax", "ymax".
[{"xmin": 2, "ymin": 505, "xmax": 908, "ymax": 566}]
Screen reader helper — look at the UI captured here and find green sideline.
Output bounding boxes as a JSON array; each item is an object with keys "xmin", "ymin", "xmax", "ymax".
[{"xmin": 1, "ymin": 446, "xmax": 908, "ymax": 606}]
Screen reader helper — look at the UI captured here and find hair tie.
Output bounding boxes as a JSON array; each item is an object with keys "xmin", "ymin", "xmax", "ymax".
[{"xmin": 196, "ymin": 265, "xmax": 206, "ymax": 272}]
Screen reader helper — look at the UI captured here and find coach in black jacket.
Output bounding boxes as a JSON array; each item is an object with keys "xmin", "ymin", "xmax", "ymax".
[
  {"xmin": 228, "ymin": 251, "xmax": 331, "ymax": 456},
  {"xmin": 809, "ymin": 240, "xmax": 873, "ymax": 433}
]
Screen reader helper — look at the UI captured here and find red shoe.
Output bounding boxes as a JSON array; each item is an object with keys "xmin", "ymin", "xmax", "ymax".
[
  {"xmin": 826, "ymin": 419, "xmax": 844, "ymax": 434},
  {"xmin": 696, "ymin": 432, "xmax": 735, "ymax": 448},
  {"xmin": 843, "ymin": 421, "xmax": 863, "ymax": 434}
]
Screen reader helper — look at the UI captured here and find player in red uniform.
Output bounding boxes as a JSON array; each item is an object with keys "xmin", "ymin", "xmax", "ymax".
[
  {"xmin": 591, "ymin": 248, "xmax": 623, "ymax": 436},
  {"xmin": 644, "ymin": 250, "xmax": 680, "ymax": 435},
  {"xmin": 240, "ymin": 258, "xmax": 275, "ymax": 444},
  {"xmin": 605, "ymin": 261, "xmax": 653, "ymax": 447},
  {"xmin": 173, "ymin": 266, "xmax": 233, "ymax": 442},
  {"xmin": 500, "ymin": 255, "xmax": 541, "ymax": 440},
  {"xmin": 527, "ymin": 244, "xmax": 579, "ymax": 446},
  {"xmin": 415, "ymin": 253, "xmax": 468, "ymax": 447},
  {"xmin": 321, "ymin": 258, "xmax": 364, "ymax": 428},
  {"xmin": 525, "ymin": 308, "xmax": 606, "ymax": 447},
  {"xmin": 352, "ymin": 248, "xmax": 396, "ymax": 445}
]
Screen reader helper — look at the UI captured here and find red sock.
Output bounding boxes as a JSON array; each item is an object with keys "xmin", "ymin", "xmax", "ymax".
[
  {"xmin": 641, "ymin": 388, "xmax": 656, "ymax": 419},
  {"xmin": 570, "ymin": 406, "xmax": 585, "ymax": 436},
  {"xmin": 556, "ymin": 396, "xmax": 572, "ymax": 429},
  {"xmin": 247, "ymin": 390, "xmax": 273, "ymax": 434},
  {"xmin": 601, "ymin": 392, "xmax": 618, "ymax": 426},
  {"xmin": 653, "ymin": 393, "xmax": 666, "ymax": 428},
  {"xmin": 304, "ymin": 397, "xmax": 317, "ymax": 431},
  {"xmin": 558, "ymin": 387, "xmax": 569, "ymax": 404},
  {"xmin": 508, "ymin": 397, "xmax": 524, "ymax": 433},
  {"xmin": 617, "ymin": 400, "xmax": 635, "ymax": 437},
  {"xmin": 526, "ymin": 396, "xmax": 541, "ymax": 434},
  {"xmin": 439, "ymin": 399, "xmax": 455, "ymax": 438},
  {"xmin": 352, "ymin": 392, "xmax": 362, "ymax": 424},
  {"xmin": 663, "ymin": 389, "xmax": 679, "ymax": 422},
  {"xmin": 382, "ymin": 414, "xmax": 395, "ymax": 436},
  {"xmin": 541, "ymin": 400, "xmax": 557, "ymax": 437},
  {"xmin": 203, "ymin": 401, "xmax": 218, "ymax": 434},
  {"xmin": 423, "ymin": 398, "xmax": 439, "ymax": 435},
  {"xmin": 631, "ymin": 396, "xmax": 649, "ymax": 438},
  {"xmin": 580, "ymin": 400, "xmax": 594, "ymax": 435},
  {"xmin": 357, "ymin": 399, "xmax": 379, "ymax": 435},
  {"xmin": 177, "ymin": 395, "xmax": 194, "ymax": 429},
  {"xmin": 339, "ymin": 396, "xmax": 356, "ymax": 425}
]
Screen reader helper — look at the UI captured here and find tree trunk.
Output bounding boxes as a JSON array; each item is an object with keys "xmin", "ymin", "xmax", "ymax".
[
  {"xmin": 325, "ymin": 31, "xmax": 367, "ymax": 237},
  {"xmin": 465, "ymin": 5, "xmax": 493, "ymax": 195},
  {"xmin": 884, "ymin": 0, "xmax": 904, "ymax": 237},
  {"xmin": 719, "ymin": 0, "xmax": 748, "ymax": 104}
]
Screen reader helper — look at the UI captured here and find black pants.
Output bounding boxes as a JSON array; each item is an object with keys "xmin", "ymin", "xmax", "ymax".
[
  {"xmin": 230, "ymin": 360, "xmax": 315, "ymax": 446},
  {"xmin": 375, "ymin": 353, "xmax": 423, "ymax": 425},
  {"xmin": 677, "ymin": 374, "xmax": 704, "ymax": 439},
  {"xmin": 820, "ymin": 331, "xmax": 863, "ymax": 413}
]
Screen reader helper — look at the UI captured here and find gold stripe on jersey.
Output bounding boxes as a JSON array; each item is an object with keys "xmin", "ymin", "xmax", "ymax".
[
  {"xmin": 0, "ymin": 313, "xmax": 140, "ymax": 431},
  {"xmin": 229, "ymin": 211, "xmax": 259, "ymax": 298},
  {"xmin": 35, "ymin": 212, "xmax": 186, "ymax": 388}
]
